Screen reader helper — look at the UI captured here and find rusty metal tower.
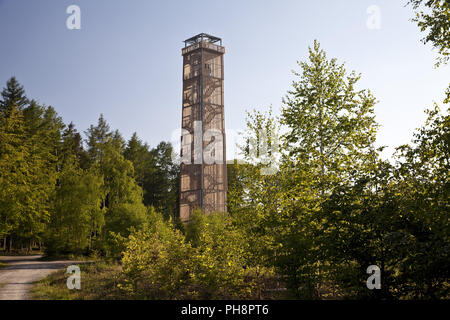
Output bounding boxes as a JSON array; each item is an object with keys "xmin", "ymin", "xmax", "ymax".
[{"xmin": 179, "ymin": 33, "xmax": 227, "ymax": 222}]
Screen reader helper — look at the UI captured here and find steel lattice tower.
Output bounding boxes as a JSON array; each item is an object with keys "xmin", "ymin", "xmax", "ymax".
[{"xmin": 179, "ymin": 33, "xmax": 227, "ymax": 222}]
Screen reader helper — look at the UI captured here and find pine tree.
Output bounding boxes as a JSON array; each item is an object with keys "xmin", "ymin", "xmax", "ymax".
[
  {"xmin": 0, "ymin": 77, "xmax": 29, "ymax": 116},
  {"xmin": 85, "ymin": 115, "xmax": 149, "ymax": 251},
  {"xmin": 20, "ymin": 104, "xmax": 64, "ymax": 251},
  {"xmin": 147, "ymin": 142, "xmax": 179, "ymax": 219},
  {"xmin": 0, "ymin": 91, "xmax": 30, "ymax": 251},
  {"xmin": 61, "ymin": 122, "xmax": 89, "ymax": 168},
  {"xmin": 124, "ymin": 133, "xmax": 155, "ymax": 191},
  {"xmin": 85, "ymin": 114, "xmax": 112, "ymax": 163}
]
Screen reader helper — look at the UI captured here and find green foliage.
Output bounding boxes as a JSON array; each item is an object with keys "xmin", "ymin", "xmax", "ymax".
[
  {"xmin": 227, "ymin": 41, "xmax": 448, "ymax": 300},
  {"xmin": 229, "ymin": 109, "xmax": 282, "ymax": 272},
  {"xmin": 45, "ymin": 159, "xmax": 103, "ymax": 255},
  {"xmin": 121, "ymin": 214, "xmax": 193, "ymax": 299},
  {"xmin": 281, "ymin": 40, "xmax": 379, "ymax": 195},
  {"xmin": 408, "ymin": 0, "xmax": 450, "ymax": 66},
  {"xmin": 105, "ymin": 202, "xmax": 148, "ymax": 239},
  {"xmin": 145, "ymin": 142, "xmax": 179, "ymax": 220},
  {"xmin": 85, "ymin": 115, "xmax": 149, "ymax": 254},
  {"xmin": 2, "ymin": 26, "xmax": 449, "ymax": 300},
  {"xmin": 392, "ymin": 105, "xmax": 449, "ymax": 298},
  {"xmin": 274, "ymin": 41, "xmax": 379, "ymax": 298},
  {"xmin": 0, "ymin": 79, "xmax": 62, "ymax": 251},
  {"xmin": 186, "ymin": 210, "xmax": 252, "ymax": 299},
  {"xmin": 124, "ymin": 134, "xmax": 179, "ymax": 220},
  {"xmin": 0, "ymin": 78, "xmax": 178, "ymax": 257},
  {"xmin": 120, "ymin": 210, "xmax": 255, "ymax": 299},
  {"xmin": 0, "ymin": 77, "xmax": 28, "ymax": 114},
  {"xmin": 0, "ymin": 100, "xmax": 29, "ymax": 247}
]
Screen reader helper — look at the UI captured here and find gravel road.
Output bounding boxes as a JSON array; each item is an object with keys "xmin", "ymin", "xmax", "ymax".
[{"xmin": 0, "ymin": 255, "xmax": 80, "ymax": 300}]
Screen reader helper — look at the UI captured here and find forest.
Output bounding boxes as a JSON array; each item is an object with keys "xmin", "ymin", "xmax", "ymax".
[{"xmin": 0, "ymin": 0, "xmax": 449, "ymax": 300}]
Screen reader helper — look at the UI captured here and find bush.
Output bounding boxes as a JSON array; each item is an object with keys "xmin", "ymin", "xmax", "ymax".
[
  {"xmin": 121, "ymin": 214, "xmax": 192, "ymax": 299},
  {"xmin": 120, "ymin": 210, "xmax": 256, "ymax": 299},
  {"xmin": 186, "ymin": 210, "xmax": 253, "ymax": 299}
]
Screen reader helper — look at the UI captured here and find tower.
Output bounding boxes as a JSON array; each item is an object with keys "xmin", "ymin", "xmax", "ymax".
[{"xmin": 179, "ymin": 33, "xmax": 227, "ymax": 222}]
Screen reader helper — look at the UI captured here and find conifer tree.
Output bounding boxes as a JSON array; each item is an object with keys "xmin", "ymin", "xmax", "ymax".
[{"xmin": 0, "ymin": 77, "xmax": 29, "ymax": 116}]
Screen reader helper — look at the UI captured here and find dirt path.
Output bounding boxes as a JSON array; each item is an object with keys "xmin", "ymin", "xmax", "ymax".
[{"xmin": 0, "ymin": 255, "xmax": 80, "ymax": 300}]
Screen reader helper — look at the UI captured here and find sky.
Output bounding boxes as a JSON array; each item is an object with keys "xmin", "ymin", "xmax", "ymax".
[{"xmin": 0, "ymin": 0, "xmax": 448, "ymax": 160}]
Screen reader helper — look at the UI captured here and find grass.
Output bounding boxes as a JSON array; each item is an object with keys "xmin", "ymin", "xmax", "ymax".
[
  {"xmin": 32, "ymin": 261, "xmax": 290, "ymax": 300},
  {"xmin": 29, "ymin": 250, "xmax": 288, "ymax": 300},
  {"xmin": 0, "ymin": 251, "xmax": 45, "ymax": 256},
  {"xmin": 39, "ymin": 253, "xmax": 93, "ymax": 262},
  {"xmin": 31, "ymin": 261, "xmax": 125, "ymax": 300}
]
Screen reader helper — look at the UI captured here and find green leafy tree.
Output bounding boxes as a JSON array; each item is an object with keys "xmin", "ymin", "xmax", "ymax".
[
  {"xmin": 85, "ymin": 115, "xmax": 148, "ymax": 253},
  {"xmin": 393, "ymin": 105, "xmax": 449, "ymax": 298},
  {"xmin": 146, "ymin": 142, "xmax": 179, "ymax": 220},
  {"xmin": 0, "ymin": 98, "xmax": 30, "ymax": 251},
  {"xmin": 121, "ymin": 209, "xmax": 192, "ymax": 298},
  {"xmin": 20, "ymin": 103, "xmax": 63, "ymax": 250},
  {"xmin": 124, "ymin": 133, "xmax": 155, "ymax": 193},
  {"xmin": 320, "ymin": 160, "xmax": 403, "ymax": 299},
  {"xmin": 408, "ymin": 0, "xmax": 450, "ymax": 66},
  {"xmin": 45, "ymin": 157, "xmax": 103, "ymax": 255},
  {"xmin": 274, "ymin": 41, "xmax": 380, "ymax": 298},
  {"xmin": 229, "ymin": 108, "xmax": 282, "ymax": 296},
  {"xmin": 0, "ymin": 78, "xmax": 63, "ymax": 251},
  {"xmin": 186, "ymin": 210, "xmax": 254, "ymax": 299}
]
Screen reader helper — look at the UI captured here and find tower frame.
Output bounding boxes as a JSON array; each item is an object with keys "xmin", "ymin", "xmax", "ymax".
[{"xmin": 179, "ymin": 34, "xmax": 227, "ymax": 222}]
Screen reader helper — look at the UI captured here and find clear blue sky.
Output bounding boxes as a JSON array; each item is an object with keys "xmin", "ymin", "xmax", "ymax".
[{"xmin": 0, "ymin": 0, "xmax": 448, "ymax": 159}]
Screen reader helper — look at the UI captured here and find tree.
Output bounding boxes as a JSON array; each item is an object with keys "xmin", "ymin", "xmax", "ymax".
[
  {"xmin": 0, "ymin": 98, "xmax": 30, "ymax": 251},
  {"xmin": 274, "ymin": 41, "xmax": 380, "ymax": 298},
  {"xmin": 121, "ymin": 209, "xmax": 192, "ymax": 299},
  {"xmin": 185, "ymin": 210, "xmax": 253, "ymax": 299},
  {"xmin": 0, "ymin": 77, "xmax": 28, "ymax": 116},
  {"xmin": 61, "ymin": 122, "xmax": 89, "ymax": 168},
  {"xmin": 393, "ymin": 105, "xmax": 449, "ymax": 298},
  {"xmin": 45, "ymin": 158, "xmax": 103, "ymax": 255},
  {"xmin": 320, "ymin": 160, "xmax": 403, "ymax": 299},
  {"xmin": 408, "ymin": 0, "xmax": 450, "ymax": 66},
  {"xmin": 228, "ymin": 108, "xmax": 282, "ymax": 296},
  {"xmin": 124, "ymin": 133, "xmax": 156, "ymax": 196},
  {"xmin": 85, "ymin": 115, "xmax": 148, "ymax": 253},
  {"xmin": 281, "ymin": 40, "xmax": 379, "ymax": 197},
  {"xmin": 85, "ymin": 113, "xmax": 112, "ymax": 163},
  {"xmin": 124, "ymin": 135, "xmax": 179, "ymax": 220},
  {"xmin": 20, "ymin": 103, "xmax": 64, "ymax": 250},
  {"xmin": 145, "ymin": 142, "xmax": 179, "ymax": 220},
  {"xmin": 0, "ymin": 78, "xmax": 63, "ymax": 252}
]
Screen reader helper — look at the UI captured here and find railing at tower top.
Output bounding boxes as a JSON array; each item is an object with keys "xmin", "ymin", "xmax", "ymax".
[
  {"xmin": 184, "ymin": 33, "xmax": 222, "ymax": 46},
  {"xmin": 182, "ymin": 40, "xmax": 225, "ymax": 55}
]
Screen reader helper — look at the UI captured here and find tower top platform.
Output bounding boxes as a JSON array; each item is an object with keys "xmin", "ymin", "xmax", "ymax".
[{"xmin": 183, "ymin": 33, "xmax": 222, "ymax": 47}]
